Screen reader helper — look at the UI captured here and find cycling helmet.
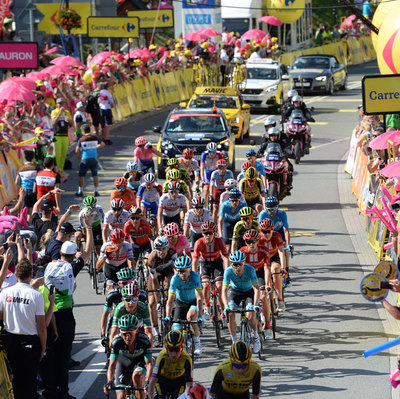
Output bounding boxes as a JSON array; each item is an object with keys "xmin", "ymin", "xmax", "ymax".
[
  {"xmin": 268, "ymin": 127, "xmax": 280, "ymax": 137},
  {"xmin": 264, "ymin": 116, "xmax": 277, "ymax": 128},
  {"xmin": 265, "ymin": 196, "xmax": 279, "ymax": 208},
  {"xmin": 166, "ymin": 169, "xmax": 181, "ymax": 181},
  {"xmin": 154, "ymin": 236, "xmax": 170, "ymax": 249},
  {"xmin": 122, "ymin": 282, "xmax": 140, "ymax": 298},
  {"xmin": 144, "ymin": 173, "xmax": 156, "ymax": 183},
  {"xmin": 239, "ymin": 206, "xmax": 253, "ymax": 217},
  {"xmin": 292, "ymin": 95, "xmax": 302, "ymax": 104},
  {"xmin": 83, "ymin": 195, "xmax": 96, "ymax": 207},
  {"xmin": 229, "ymin": 250, "xmax": 246, "ymax": 263},
  {"xmin": 117, "ymin": 267, "xmax": 135, "ymax": 281},
  {"xmin": 243, "ymin": 229, "xmax": 259, "ymax": 241},
  {"xmin": 187, "ymin": 384, "xmax": 207, "ymax": 399},
  {"xmin": 129, "ymin": 206, "xmax": 142, "ymax": 217},
  {"xmin": 246, "ymin": 149, "xmax": 257, "ymax": 158},
  {"xmin": 135, "ymin": 136, "xmax": 147, "ymax": 146},
  {"xmin": 229, "ymin": 188, "xmax": 241, "ymax": 200},
  {"xmin": 241, "ymin": 161, "xmax": 252, "ymax": 172},
  {"xmin": 245, "ymin": 167, "xmax": 258, "ymax": 180},
  {"xmin": 114, "ymin": 177, "xmax": 127, "ymax": 187},
  {"xmin": 110, "ymin": 228, "xmax": 124, "ymax": 243},
  {"xmin": 164, "ymin": 331, "xmax": 185, "ymax": 348},
  {"xmin": 216, "ymin": 159, "xmax": 227, "ymax": 168},
  {"xmin": 287, "ymin": 89, "xmax": 298, "ymax": 98},
  {"xmin": 207, "ymin": 142, "xmax": 217, "ymax": 152},
  {"xmin": 167, "ymin": 181, "xmax": 181, "ymax": 191},
  {"xmin": 111, "ymin": 198, "xmax": 124, "ymax": 210},
  {"xmin": 192, "ymin": 196, "xmax": 205, "ymax": 206},
  {"xmin": 259, "ymin": 218, "xmax": 274, "ymax": 231},
  {"xmin": 174, "ymin": 255, "xmax": 192, "ymax": 269},
  {"xmin": 167, "ymin": 158, "xmax": 178, "ymax": 167},
  {"xmin": 118, "ymin": 314, "xmax": 142, "ymax": 331},
  {"xmin": 164, "ymin": 222, "xmax": 180, "ymax": 237},
  {"xmin": 183, "ymin": 148, "xmax": 194, "ymax": 159},
  {"xmin": 224, "ymin": 179, "xmax": 237, "ymax": 189},
  {"xmin": 229, "ymin": 340, "xmax": 252, "ymax": 364},
  {"xmin": 201, "ymin": 221, "xmax": 216, "ymax": 231},
  {"xmin": 126, "ymin": 161, "xmax": 138, "ymax": 172}
]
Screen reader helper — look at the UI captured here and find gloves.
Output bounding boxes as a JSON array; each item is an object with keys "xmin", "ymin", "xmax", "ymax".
[
  {"xmin": 101, "ymin": 335, "xmax": 108, "ymax": 348},
  {"xmin": 197, "ymin": 316, "xmax": 204, "ymax": 326},
  {"xmin": 163, "ymin": 316, "xmax": 171, "ymax": 325},
  {"xmin": 246, "ymin": 304, "xmax": 255, "ymax": 312},
  {"xmin": 105, "ymin": 246, "xmax": 115, "ymax": 258}
]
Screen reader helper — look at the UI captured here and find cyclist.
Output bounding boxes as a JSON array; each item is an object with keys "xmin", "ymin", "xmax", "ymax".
[
  {"xmin": 192, "ymin": 221, "xmax": 228, "ymax": 323},
  {"xmin": 219, "ymin": 179, "xmax": 245, "ymax": 205},
  {"xmin": 209, "ymin": 340, "xmax": 261, "ymax": 399},
  {"xmin": 124, "ymin": 161, "xmax": 143, "ymax": 193},
  {"xmin": 148, "ymin": 331, "xmax": 193, "ymax": 399},
  {"xmin": 218, "ymin": 189, "xmax": 247, "ymax": 251},
  {"xmin": 96, "ymin": 228, "xmax": 134, "ymax": 289},
  {"xmin": 165, "ymin": 158, "xmax": 191, "ymax": 193},
  {"xmin": 164, "ymin": 222, "xmax": 191, "ymax": 257},
  {"xmin": 259, "ymin": 218, "xmax": 286, "ymax": 312},
  {"xmin": 200, "ymin": 142, "xmax": 224, "ymax": 208},
  {"xmin": 178, "ymin": 148, "xmax": 200, "ymax": 191},
  {"xmin": 164, "ymin": 256, "xmax": 204, "ymax": 355},
  {"xmin": 210, "ymin": 158, "xmax": 234, "ymax": 222},
  {"xmin": 239, "ymin": 229, "xmax": 272, "ymax": 338},
  {"xmin": 158, "ymin": 181, "xmax": 187, "ymax": 228},
  {"xmin": 76, "ymin": 195, "xmax": 104, "ymax": 254},
  {"xmin": 136, "ymin": 172, "xmax": 162, "ymax": 228},
  {"xmin": 146, "ymin": 236, "xmax": 177, "ymax": 343},
  {"xmin": 103, "ymin": 198, "xmax": 130, "ymax": 242},
  {"xmin": 163, "ymin": 169, "xmax": 191, "ymax": 206},
  {"xmin": 110, "ymin": 177, "xmax": 136, "ymax": 211},
  {"xmin": 110, "ymin": 282, "xmax": 153, "ymax": 344},
  {"xmin": 236, "ymin": 161, "xmax": 253, "ymax": 183},
  {"xmin": 133, "ymin": 136, "xmax": 163, "ymax": 174},
  {"xmin": 239, "ymin": 167, "xmax": 265, "ymax": 214},
  {"xmin": 105, "ymin": 314, "xmax": 152, "ymax": 399},
  {"xmin": 244, "ymin": 149, "xmax": 266, "ymax": 188},
  {"xmin": 222, "ymin": 251, "xmax": 261, "ymax": 353},
  {"xmin": 124, "ymin": 207, "xmax": 154, "ymax": 264},
  {"xmin": 231, "ymin": 207, "xmax": 260, "ymax": 252}
]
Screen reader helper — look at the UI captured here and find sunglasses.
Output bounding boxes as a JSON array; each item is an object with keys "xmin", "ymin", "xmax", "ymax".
[
  {"xmin": 209, "ymin": 150, "xmax": 216, "ymax": 154},
  {"xmin": 194, "ymin": 206, "xmax": 204, "ymax": 209},
  {"xmin": 117, "ymin": 186, "xmax": 126, "ymax": 190},
  {"xmin": 202, "ymin": 231, "xmax": 214, "ymax": 236},
  {"xmin": 167, "ymin": 346, "xmax": 183, "ymax": 353},
  {"xmin": 232, "ymin": 362, "xmax": 249, "ymax": 369},
  {"xmin": 112, "ymin": 208, "xmax": 122, "ymax": 211},
  {"xmin": 261, "ymin": 229, "xmax": 273, "ymax": 234},
  {"xmin": 177, "ymin": 268, "xmax": 190, "ymax": 274},
  {"xmin": 169, "ymin": 190, "xmax": 178, "ymax": 194},
  {"xmin": 121, "ymin": 330, "xmax": 137, "ymax": 336},
  {"xmin": 119, "ymin": 280, "xmax": 132, "ymax": 286},
  {"xmin": 247, "ymin": 179, "xmax": 256, "ymax": 183},
  {"xmin": 231, "ymin": 262, "xmax": 244, "ymax": 268},
  {"xmin": 245, "ymin": 240, "xmax": 257, "ymax": 244},
  {"xmin": 230, "ymin": 199, "xmax": 240, "ymax": 202},
  {"xmin": 218, "ymin": 165, "xmax": 226, "ymax": 168},
  {"xmin": 267, "ymin": 207, "xmax": 278, "ymax": 212},
  {"xmin": 132, "ymin": 216, "xmax": 141, "ymax": 220},
  {"xmin": 241, "ymin": 217, "xmax": 250, "ymax": 221},
  {"xmin": 123, "ymin": 295, "xmax": 139, "ymax": 303}
]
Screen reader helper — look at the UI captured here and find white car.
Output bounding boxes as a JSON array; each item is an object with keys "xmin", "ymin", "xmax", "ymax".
[{"xmin": 242, "ymin": 59, "xmax": 292, "ymax": 112}]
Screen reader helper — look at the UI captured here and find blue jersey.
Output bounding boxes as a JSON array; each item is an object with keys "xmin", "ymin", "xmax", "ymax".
[
  {"xmin": 254, "ymin": 160, "xmax": 265, "ymax": 176},
  {"xmin": 18, "ymin": 163, "xmax": 38, "ymax": 190},
  {"xmin": 219, "ymin": 200, "xmax": 247, "ymax": 223},
  {"xmin": 258, "ymin": 209, "xmax": 288, "ymax": 231},
  {"xmin": 223, "ymin": 264, "xmax": 258, "ymax": 292},
  {"xmin": 79, "ymin": 136, "xmax": 98, "ymax": 160},
  {"xmin": 210, "ymin": 169, "xmax": 234, "ymax": 190},
  {"xmin": 169, "ymin": 271, "xmax": 202, "ymax": 304}
]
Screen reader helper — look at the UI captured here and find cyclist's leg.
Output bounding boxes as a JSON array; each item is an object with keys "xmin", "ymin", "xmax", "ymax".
[
  {"xmin": 114, "ymin": 360, "xmax": 133, "ymax": 399},
  {"xmin": 271, "ymin": 259, "xmax": 283, "ymax": 300},
  {"xmin": 93, "ymin": 225, "xmax": 103, "ymax": 256},
  {"xmin": 147, "ymin": 276, "xmax": 159, "ymax": 330},
  {"xmin": 257, "ymin": 269, "xmax": 270, "ymax": 330},
  {"xmin": 172, "ymin": 300, "xmax": 191, "ymax": 331},
  {"xmin": 133, "ymin": 364, "xmax": 146, "ymax": 399},
  {"xmin": 244, "ymin": 289, "xmax": 257, "ymax": 331},
  {"xmin": 212, "ymin": 187, "xmax": 222, "ymax": 222},
  {"xmin": 227, "ymin": 289, "xmax": 242, "ymax": 341},
  {"xmin": 222, "ymin": 220, "xmax": 235, "ymax": 253},
  {"xmin": 200, "ymin": 260, "xmax": 211, "ymax": 312}
]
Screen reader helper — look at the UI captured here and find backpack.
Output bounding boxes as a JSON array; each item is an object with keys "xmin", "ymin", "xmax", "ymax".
[{"xmin": 85, "ymin": 93, "xmax": 100, "ymax": 113}]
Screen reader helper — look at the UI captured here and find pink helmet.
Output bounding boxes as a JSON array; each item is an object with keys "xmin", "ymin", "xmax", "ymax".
[
  {"xmin": 164, "ymin": 222, "xmax": 179, "ymax": 237},
  {"xmin": 135, "ymin": 136, "xmax": 147, "ymax": 146}
]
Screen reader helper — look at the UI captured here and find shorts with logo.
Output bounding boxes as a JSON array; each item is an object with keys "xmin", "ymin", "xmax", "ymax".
[{"xmin": 228, "ymin": 288, "xmax": 254, "ymax": 309}]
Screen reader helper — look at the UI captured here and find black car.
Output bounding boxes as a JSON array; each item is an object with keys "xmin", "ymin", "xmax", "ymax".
[
  {"xmin": 289, "ymin": 54, "xmax": 347, "ymax": 95},
  {"xmin": 154, "ymin": 108, "xmax": 238, "ymax": 179}
]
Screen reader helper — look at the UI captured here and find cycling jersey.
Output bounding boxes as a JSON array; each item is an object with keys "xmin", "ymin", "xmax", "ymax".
[
  {"xmin": 219, "ymin": 191, "xmax": 246, "ymax": 206},
  {"xmin": 200, "ymin": 151, "xmax": 224, "ymax": 172},
  {"xmin": 168, "ymin": 235, "xmax": 190, "ymax": 256},
  {"xmin": 159, "ymin": 193, "xmax": 187, "ymax": 217},
  {"xmin": 99, "ymin": 241, "xmax": 133, "ymax": 267},
  {"xmin": 110, "ymin": 188, "xmax": 136, "ymax": 211},
  {"xmin": 137, "ymin": 183, "xmax": 162, "ymax": 203},
  {"xmin": 162, "ymin": 180, "xmax": 189, "ymax": 196},
  {"xmin": 259, "ymin": 231, "xmax": 284, "ymax": 257},
  {"xmin": 239, "ymin": 246, "xmax": 270, "ymax": 270},
  {"xmin": 193, "ymin": 237, "xmax": 228, "ymax": 261},
  {"xmin": 258, "ymin": 209, "xmax": 289, "ymax": 231},
  {"xmin": 35, "ymin": 169, "xmax": 60, "ymax": 202},
  {"xmin": 17, "ymin": 163, "xmax": 39, "ymax": 190},
  {"xmin": 152, "ymin": 348, "xmax": 192, "ymax": 382},
  {"xmin": 78, "ymin": 205, "xmax": 105, "ymax": 229},
  {"xmin": 103, "ymin": 287, "xmax": 122, "ymax": 312},
  {"xmin": 210, "ymin": 169, "xmax": 235, "ymax": 191},
  {"xmin": 147, "ymin": 248, "xmax": 177, "ymax": 272},
  {"xmin": 210, "ymin": 359, "xmax": 261, "ymax": 396},
  {"xmin": 112, "ymin": 300, "xmax": 152, "ymax": 330},
  {"xmin": 223, "ymin": 264, "xmax": 258, "ymax": 292},
  {"xmin": 239, "ymin": 178, "xmax": 264, "ymax": 202},
  {"xmin": 232, "ymin": 221, "xmax": 259, "ymax": 241},
  {"xmin": 178, "ymin": 157, "xmax": 200, "ymax": 176},
  {"xmin": 184, "ymin": 208, "xmax": 213, "ymax": 234},
  {"xmin": 252, "ymin": 160, "xmax": 266, "ymax": 177},
  {"xmin": 124, "ymin": 219, "xmax": 153, "ymax": 246},
  {"xmin": 110, "ymin": 332, "xmax": 152, "ymax": 362},
  {"xmin": 169, "ymin": 271, "xmax": 202, "ymax": 304},
  {"xmin": 103, "ymin": 209, "xmax": 130, "ymax": 230},
  {"xmin": 219, "ymin": 200, "xmax": 247, "ymax": 223}
]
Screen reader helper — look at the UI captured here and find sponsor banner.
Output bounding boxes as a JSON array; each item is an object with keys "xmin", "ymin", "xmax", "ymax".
[
  {"xmin": 150, "ymin": 75, "xmax": 165, "ymax": 108},
  {"xmin": 131, "ymin": 80, "xmax": 143, "ymax": 114},
  {"xmin": 127, "ymin": 10, "xmax": 174, "ymax": 29},
  {"xmin": 136, "ymin": 78, "xmax": 154, "ymax": 111},
  {"xmin": 183, "ymin": 7, "xmax": 222, "ymax": 33},
  {"xmin": 183, "ymin": 68, "xmax": 195, "ymax": 99},
  {"xmin": 125, "ymin": 81, "xmax": 138, "ymax": 115},
  {"xmin": 347, "ymin": 38, "xmax": 363, "ymax": 65},
  {"xmin": 182, "ymin": 0, "xmax": 221, "ymax": 8},
  {"xmin": 0, "ymin": 42, "xmax": 38, "ymax": 69},
  {"xmin": 113, "ymin": 84, "xmax": 132, "ymax": 119},
  {"xmin": 160, "ymin": 72, "xmax": 180, "ymax": 104},
  {"xmin": 0, "ymin": 0, "xmax": 11, "ymax": 33},
  {"xmin": 87, "ymin": 17, "xmax": 139, "ymax": 38}
]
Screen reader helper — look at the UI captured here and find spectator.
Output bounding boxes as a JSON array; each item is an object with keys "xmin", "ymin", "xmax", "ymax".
[
  {"xmin": 45, "ymin": 218, "xmax": 77, "ymax": 261},
  {"xmin": 386, "ymin": 113, "xmax": 400, "ymax": 131},
  {"xmin": 98, "ymin": 82, "xmax": 115, "ymax": 145},
  {"xmin": 363, "ymin": 0, "xmax": 373, "ymax": 19},
  {"xmin": 85, "ymin": 89, "xmax": 102, "ymax": 138}
]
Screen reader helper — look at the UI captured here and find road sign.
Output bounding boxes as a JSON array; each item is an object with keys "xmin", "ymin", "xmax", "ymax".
[
  {"xmin": 87, "ymin": 17, "xmax": 139, "ymax": 38},
  {"xmin": 362, "ymin": 74, "xmax": 400, "ymax": 115},
  {"xmin": 127, "ymin": 9, "xmax": 174, "ymax": 29}
]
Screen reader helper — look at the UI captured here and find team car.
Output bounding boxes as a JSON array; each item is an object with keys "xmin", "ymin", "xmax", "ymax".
[
  {"xmin": 153, "ymin": 107, "xmax": 237, "ymax": 178},
  {"xmin": 241, "ymin": 58, "xmax": 292, "ymax": 112},
  {"xmin": 180, "ymin": 86, "xmax": 251, "ymax": 143},
  {"xmin": 289, "ymin": 54, "xmax": 347, "ymax": 94}
]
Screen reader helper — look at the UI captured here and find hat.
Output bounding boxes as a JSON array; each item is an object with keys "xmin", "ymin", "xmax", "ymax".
[
  {"xmin": 56, "ymin": 98, "xmax": 65, "ymax": 104},
  {"xmin": 76, "ymin": 101, "xmax": 84, "ymax": 108},
  {"xmin": 61, "ymin": 241, "xmax": 78, "ymax": 255},
  {"xmin": 36, "ymin": 80, "xmax": 44, "ymax": 86},
  {"xmin": 149, "ymin": 44, "xmax": 157, "ymax": 50},
  {"xmin": 59, "ymin": 222, "xmax": 76, "ymax": 234},
  {"xmin": 41, "ymin": 199, "xmax": 53, "ymax": 211},
  {"xmin": 34, "ymin": 127, "xmax": 44, "ymax": 135}
]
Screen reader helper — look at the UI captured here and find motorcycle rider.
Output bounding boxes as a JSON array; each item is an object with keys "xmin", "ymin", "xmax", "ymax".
[
  {"xmin": 283, "ymin": 95, "xmax": 315, "ymax": 123},
  {"xmin": 281, "ymin": 89, "xmax": 298, "ymax": 118}
]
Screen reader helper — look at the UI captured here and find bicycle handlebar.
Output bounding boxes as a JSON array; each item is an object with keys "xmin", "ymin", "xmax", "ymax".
[{"xmin": 284, "ymin": 245, "xmax": 294, "ymax": 258}]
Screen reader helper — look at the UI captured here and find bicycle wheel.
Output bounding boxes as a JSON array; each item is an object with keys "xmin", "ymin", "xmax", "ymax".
[
  {"xmin": 256, "ymin": 315, "xmax": 264, "ymax": 360},
  {"xmin": 212, "ymin": 294, "xmax": 221, "ymax": 349},
  {"xmin": 269, "ymin": 293, "xmax": 277, "ymax": 340}
]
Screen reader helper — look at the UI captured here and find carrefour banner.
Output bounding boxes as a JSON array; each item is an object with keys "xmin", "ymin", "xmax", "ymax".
[{"xmin": 182, "ymin": 0, "xmax": 221, "ymax": 8}]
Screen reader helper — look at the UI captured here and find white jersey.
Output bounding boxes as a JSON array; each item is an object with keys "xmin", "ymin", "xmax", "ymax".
[
  {"xmin": 178, "ymin": 157, "xmax": 200, "ymax": 175},
  {"xmin": 184, "ymin": 208, "xmax": 213, "ymax": 234},
  {"xmin": 99, "ymin": 241, "xmax": 133, "ymax": 267},
  {"xmin": 219, "ymin": 190, "xmax": 246, "ymax": 206},
  {"xmin": 78, "ymin": 205, "xmax": 105, "ymax": 229},
  {"xmin": 137, "ymin": 183, "xmax": 162, "ymax": 203},
  {"xmin": 159, "ymin": 193, "xmax": 187, "ymax": 217},
  {"xmin": 103, "ymin": 209, "xmax": 130, "ymax": 230}
]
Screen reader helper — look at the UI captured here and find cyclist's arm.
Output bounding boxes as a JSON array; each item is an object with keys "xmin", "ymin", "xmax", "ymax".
[
  {"xmin": 222, "ymin": 284, "xmax": 229, "ymax": 309},
  {"xmin": 106, "ymin": 358, "xmax": 117, "ymax": 386},
  {"xmin": 183, "ymin": 222, "xmax": 190, "ymax": 238},
  {"xmin": 80, "ymin": 225, "xmax": 94, "ymax": 264},
  {"xmin": 166, "ymin": 290, "xmax": 176, "ymax": 318},
  {"xmin": 253, "ymin": 283, "xmax": 260, "ymax": 306},
  {"xmin": 218, "ymin": 215, "xmax": 224, "ymax": 237},
  {"xmin": 195, "ymin": 287, "xmax": 204, "ymax": 317},
  {"xmin": 192, "ymin": 257, "xmax": 199, "ymax": 273},
  {"xmin": 278, "ymin": 244, "xmax": 287, "ymax": 270},
  {"xmin": 251, "ymin": 367, "xmax": 261, "ymax": 399},
  {"xmin": 157, "ymin": 203, "xmax": 163, "ymax": 226},
  {"xmin": 96, "ymin": 254, "xmax": 107, "ymax": 271},
  {"xmin": 127, "ymin": 257, "xmax": 134, "ymax": 269},
  {"xmin": 100, "ymin": 309, "xmax": 110, "ymax": 336},
  {"xmin": 283, "ymin": 227, "xmax": 290, "ymax": 245},
  {"xmin": 209, "ymin": 368, "xmax": 224, "ymax": 398},
  {"xmin": 102, "ymin": 225, "xmax": 109, "ymax": 243},
  {"xmin": 200, "ymin": 162, "xmax": 205, "ymax": 181}
]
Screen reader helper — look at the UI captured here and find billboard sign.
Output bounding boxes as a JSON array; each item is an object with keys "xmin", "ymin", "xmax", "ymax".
[
  {"xmin": 0, "ymin": 42, "xmax": 38, "ymax": 69},
  {"xmin": 87, "ymin": 17, "xmax": 139, "ymax": 38},
  {"xmin": 127, "ymin": 9, "xmax": 174, "ymax": 29}
]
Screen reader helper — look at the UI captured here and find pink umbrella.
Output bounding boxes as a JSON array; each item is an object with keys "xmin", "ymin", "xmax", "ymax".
[
  {"xmin": 369, "ymin": 131, "xmax": 400, "ymax": 150},
  {"xmin": 197, "ymin": 28, "xmax": 222, "ymax": 37},
  {"xmin": 44, "ymin": 47, "xmax": 58, "ymax": 55},
  {"xmin": 0, "ymin": 84, "xmax": 36, "ymax": 102},
  {"xmin": 183, "ymin": 32, "xmax": 207, "ymax": 41},
  {"xmin": 344, "ymin": 14, "xmax": 357, "ymax": 27},
  {"xmin": 26, "ymin": 71, "xmax": 48, "ymax": 81},
  {"xmin": 380, "ymin": 161, "xmax": 400, "ymax": 178},
  {"xmin": 258, "ymin": 16, "xmax": 283, "ymax": 26},
  {"xmin": 3, "ymin": 77, "xmax": 37, "ymax": 90},
  {"xmin": 41, "ymin": 64, "xmax": 74, "ymax": 76},
  {"xmin": 151, "ymin": 1, "xmax": 173, "ymax": 9},
  {"xmin": 88, "ymin": 51, "xmax": 114, "ymax": 66},
  {"xmin": 241, "ymin": 29, "xmax": 267, "ymax": 41},
  {"xmin": 50, "ymin": 56, "xmax": 84, "ymax": 67}
]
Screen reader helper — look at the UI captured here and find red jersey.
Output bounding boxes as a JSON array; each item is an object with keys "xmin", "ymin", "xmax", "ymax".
[
  {"xmin": 240, "ymin": 246, "xmax": 270, "ymax": 270},
  {"xmin": 35, "ymin": 169, "xmax": 60, "ymax": 201},
  {"xmin": 110, "ymin": 188, "xmax": 136, "ymax": 211},
  {"xmin": 124, "ymin": 219, "xmax": 153, "ymax": 246},
  {"xmin": 193, "ymin": 237, "xmax": 228, "ymax": 261},
  {"xmin": 259, "ymin": 231, "xmax": 284, "ymax": 257}
]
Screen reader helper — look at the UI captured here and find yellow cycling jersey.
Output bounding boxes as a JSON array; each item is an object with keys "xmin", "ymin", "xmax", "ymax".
[
  {"xmin": 162, "ymin": 179, "xmax": 189, "ymax": 195},
  {"xmin": 239, "ymin": 178, "xmax": 263, "ymax": 201},
  {"xmin": 210, "ymin": 359, "xmax": 261, "ymax": 396},
  {"xmin": 152, "ymin": 348, "xmax": 193, "ymax": 382}
]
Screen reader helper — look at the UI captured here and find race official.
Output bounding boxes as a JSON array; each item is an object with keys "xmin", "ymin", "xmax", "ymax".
[{"xmin": 0, "ymin": 259, "xmax": 46, "ymax": 399}]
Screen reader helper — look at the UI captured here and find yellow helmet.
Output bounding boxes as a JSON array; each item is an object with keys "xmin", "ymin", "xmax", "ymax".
[
  {"xmin": 229, "ymin": 340, "xmax": 251, "ymax": 363},
  {"xmin": 167, "ymin": 169, "xmax": 181, "ymax": 181},
  {"xmin": 164, "ymin": 331, "xmax": 185, "ymax": 348},
  {"xmin": 149, "ymin": 44, "xmax": 157, "ymax": 50},
  {"xmin": 201, "ymin": 42, "xmax": 210, "ymax": 49},
  {"xmin": 245, "ymin": 167, "xmax": 258, "ymax": 180},
  {"xmin": 239, "ymin": 206, "xmax": 253, "ymax": 217}
]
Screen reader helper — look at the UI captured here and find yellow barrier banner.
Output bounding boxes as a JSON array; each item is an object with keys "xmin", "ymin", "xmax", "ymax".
[
  {"xmin": 125, "ymin": 81, "xmax": 137, "ymax": 115},
  {"xmin": 149, "ymin": 75, "xmax": 165, "ymax": 108},
  {"xmin": 175, "ymin": 70, "xmax": 187, "ymax": 101},
  {"xmin": 359, "ymin": 36, "xmax": 370, "ymax": 62},
  {"xmin": 137, "ymin": 78, "xmax": 153, "ymax": 111},
  {"xmin": 111, "ymin": 87, "xmax": 122, "ymax": 122},
  {"xmin": 347, "ymin": 38, "xmax": 363, "ymax": 64},
  {"xmin": 335, "ymin": 42, "xmax": 347, "ymax": 65},
  {"xmin": 160, "ymin": 72, "xmax": 180, "ymax": 104},
  {"xmin": 0, "ymin": 352, "xmax": 12, "ymax": 398},
  {"xmin": 131, "ymin": 79, "xmax": 144, "ymax": 113},
  {"xmin": 113, "ymin": 84, "xmax": 132, "ymax": 119},
  {"xmin": 184, "ymin": 68, "xmax": 195, "ymax": 99}
]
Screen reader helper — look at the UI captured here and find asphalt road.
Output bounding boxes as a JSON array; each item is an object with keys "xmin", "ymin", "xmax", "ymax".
[{"xmin": 57, "ymin": 60, "xmax": 393, "ymax": 399}]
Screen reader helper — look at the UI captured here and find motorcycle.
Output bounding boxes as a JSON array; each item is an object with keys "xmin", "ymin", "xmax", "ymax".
[
  {"xmin": 261, "ymin": 143, "xmax": 289, "ymax": 201},
  {"xmin": 285, "ymin": 110, "xmax": 311, "ymax": 164}
]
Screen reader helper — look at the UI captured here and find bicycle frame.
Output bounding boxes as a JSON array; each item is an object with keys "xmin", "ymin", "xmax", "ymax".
[
  {"xmin": 174, "ymin": 320, "xmax": 201, "ymax": 360},
  {"xmin": 210, "ymin": 279, "xmax": 223, "ymax": 349}
]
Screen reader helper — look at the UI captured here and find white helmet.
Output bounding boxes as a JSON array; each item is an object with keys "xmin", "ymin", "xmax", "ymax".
[
  {"xmin": 144, "ymin": 173, "xmax": 156, "ymax": 183},
  {"xmin": 224, "ymin": 178, "xmax": 237, "ymax": 189},
  {"xmin": 292, "ymin": 95, "xmax": 302, "ymax": 104},
  {"xmin": 264, "ymin": 117, "xmax": 277, "ymax": 128},
  {"xmin": 268, "ymin": 127, "xmax": 281, "ymax": 138},
  {"xmin": 288, "ymin": 89, "xmax": 298, "ymax": 98}
]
